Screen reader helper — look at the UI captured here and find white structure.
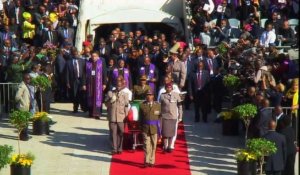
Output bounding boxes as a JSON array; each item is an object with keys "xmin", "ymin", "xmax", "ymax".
[{"xmin": 75, "ymin": 0, "xmax": 187, "ymax": 51}]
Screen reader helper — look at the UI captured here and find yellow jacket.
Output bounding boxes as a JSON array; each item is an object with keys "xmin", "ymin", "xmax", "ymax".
[{"xmin": 22, "ymin": 21, "xmax": 35, "ymax": 39}]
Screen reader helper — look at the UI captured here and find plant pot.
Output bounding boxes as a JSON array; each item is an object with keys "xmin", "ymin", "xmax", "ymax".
[
  {"xmin": 237, "ymin": 160, "xmax": 257, "ymax": 175},
  {"xmin": 19, "ymin": 127, "xmax": 30, "ymax": 141},
  {"xmin": 33, "ymin": 120, "xmax": 49, "ymax": 135},
  {"xmin": 10, "ymin": 164, "xmax": 31, "ymax": 175},
  {"xmin": 222, "ymin": 119, "xmax": 239, "ymax": 136}
]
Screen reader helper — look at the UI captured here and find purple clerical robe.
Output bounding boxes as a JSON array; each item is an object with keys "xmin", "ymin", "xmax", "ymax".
[
  {"xmin": 86, "ymin": 58, "xmax": 103, "ymax": 108},
  {"xmin": 112, "ymin": 68, "xmax": 130, "ymax": 88}
]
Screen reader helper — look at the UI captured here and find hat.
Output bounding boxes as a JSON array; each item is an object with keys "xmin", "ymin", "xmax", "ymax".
[
  {"xmin": 49, "ymin": 12, "xmax": 58, "ymax": 23},
  {"xmin": 146, "ymin": 90, "xmax": 154, "ymax": 95},
  {"xmin": 23, "ymin": 12, "xmax": 32, "ymax": 21},
  {"xmin": 169, "ymin": 43, "xmax": 180, "ymax": 54},
  {"xmin": 165, "ymin": 83, "xmax": 173, "ymax": 89},
  {"xmin": 140, "ymin": 75, "xmax": 147, "ymax": 81}
]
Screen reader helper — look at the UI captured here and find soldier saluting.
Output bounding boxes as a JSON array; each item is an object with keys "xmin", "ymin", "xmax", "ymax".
[
  {"xmin": 105, "ymin": 78, "xmax": 129, "ymax": 155},
  {"xmin": 139, "ymin": 90, "xmax": 161, "ymax": 168}
]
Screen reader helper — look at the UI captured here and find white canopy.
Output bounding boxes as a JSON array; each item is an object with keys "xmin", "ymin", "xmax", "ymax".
[
  {"xmin": 89, "ymin": 8, "xmax": 183, "ymax": 32},
  {"xmin": 75, "ymin": 0, "xmax": 185, "ymax": 51}
]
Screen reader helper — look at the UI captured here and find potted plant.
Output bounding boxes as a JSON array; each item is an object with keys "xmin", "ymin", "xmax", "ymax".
[
  {"xmin": 9, "ymin": 110, "xmax": 35, "ymax": 175},
  {"xmin": 223, "ymin": 74, "xmax": 240, "ymax": 90},
  {"xmin": 235, "ymin": 149, "xmax": 257, "ymax": 175},
  {"xmin": 10, "ymin": 152, "xmax": 34, "ymax": 175},
  {"xmin": 9, "ymin": 110, "xmax": 32, "ymax": 141},
  {"xmin": 31, "ymin": 75, "xmax": 51, "ymax": 112},
  {"xmin": 31, "ymin": 112, "xmax": 51, "ymax": 135},
  {"xmin": 223, "ymin": 74, "xmax": 240, "ymax": 107},
  {"xmin": 246, "ymin": 138, "xmax": 277, "ymax": 175},
  {"xmin": 0, "ymin": 145, "xmax": 13, "ymax": 171},
  {"xmin": 219, "ymin": 110, "xmax": 240, "ymax": 136},
  {"xmin": 233, "ymin": 104, "xmax": 257, "ymax": 142}
]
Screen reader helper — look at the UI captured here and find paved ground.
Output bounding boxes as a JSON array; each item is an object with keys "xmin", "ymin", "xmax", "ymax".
[{"xmin": 0, "ymin": 103, "xmax": 298, "ymax": 175}]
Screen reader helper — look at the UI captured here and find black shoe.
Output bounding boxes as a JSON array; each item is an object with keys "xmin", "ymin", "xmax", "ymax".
[
  {"xmin": 111, "ymin": 151, "xmax": 117, "ymax": 155},
  {"xmin": 72, "ymin": 110, "xmax": 78, "ymax": 113},
  {"xmin": 167, "ymin": 148, "xmax": 173, "ymax": 153},
  {"xmin": 194, "ymin": 119, "xmax": 200, "ymax": 123},
  {"xmin": 143, "ymin": 163, "xmax": 148, "ymax": 168},
  {"xmin": 117, "ymin": 151, "xmax": 122, "ymax": 154},
  {"xmin": 149, "ymin": 164, "xmax": 154, "ymax": 168}
]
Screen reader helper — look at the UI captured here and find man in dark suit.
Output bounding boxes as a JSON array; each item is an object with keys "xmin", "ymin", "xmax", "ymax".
[
  {"xmin": 274, "ymin": 106, "xmax": 288, "ymax": 132},
  {"xmin": 58, "ymin": 20, "xmax": 75, "ymax": 46},
  {"xmin": 39, "ymin": 64, "xmax": 52, "ymax": 113},
  {"xmin": 107, "ymin": 34, "xmax": 121, "ymax": 55},
  {"xmin": 188, "ymin": 61, "xmax": 210, "ymax": 122},
  {"xmin": 257, "ymin": 99, "xmax": 273, "ymax": 137},
  {"xmin": 41, "ymin": 22, "xmax": 59, "ymax": 46},
  {"xmin": 263, "ymin": 120, "xmax": 287, "ymax": 175},
  {"xmin": 0, "ymin": 25, "xmax": 18, "ymax": 48},
  {"xmin": 96, "ymin": 38, "xmax": 111, "ymax": 64},
  {"xmin": 211, "ymin": 68, "xmax": 226, "ymax": 116},
  {"xmin": 279, "ymin": 116, "xmax": 297, "ymax": 175},
  {"xmin": 3, "ymin": 0, "xmax": 15, "ymax": 18},
  {"xmin": 54, "ymin": 49, "xmax": 67, "ymax": 101},
  {"xmin": 8, "ymin": 0, "xmax": 24, "ymax": 26},
  {"xmin": 204, "ymin": 49, "xmax": 220, "ymax": 77},
  {"xmin": 191, "ymin": 46, "xmax": 205, "ymax": 72},
  {"xmin": 117, "ymin": 46, "xmax": 129, "ymax": 63},
  {"xmin": 66, "ymin": 47, "xmax": 86, "ymax": 112}
]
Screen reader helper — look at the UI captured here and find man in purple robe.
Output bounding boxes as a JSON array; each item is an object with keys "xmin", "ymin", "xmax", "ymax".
[
  {"xmin": 86, "ymin": 52, "xmax": 107, "ymax": 119},
  {"xmin": 110, "ymin": 59, "xmax": 132, "ymax": 89},
  {"xmin": 139, "ymin": 56, "xmax": 158, "ymax": 96}
]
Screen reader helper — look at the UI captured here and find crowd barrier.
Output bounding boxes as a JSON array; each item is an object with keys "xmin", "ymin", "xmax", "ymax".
[{"xmin": 0, "ymin": 83, "xmax": 19, "ymax": 116}]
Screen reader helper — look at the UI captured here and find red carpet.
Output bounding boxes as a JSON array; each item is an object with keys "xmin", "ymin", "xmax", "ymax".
[{"xmin": 110, "ymin": 123, "xmax": 191, "ymax": 175}]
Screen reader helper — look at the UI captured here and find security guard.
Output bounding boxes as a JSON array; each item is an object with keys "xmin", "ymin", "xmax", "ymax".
[{"xmin": 139, "ymin": 90, "xmax": 161, "ymax": 168}]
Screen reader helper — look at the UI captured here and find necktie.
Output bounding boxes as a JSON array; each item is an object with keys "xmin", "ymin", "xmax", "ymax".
[
  {"xmin": 197, "ymin": 72, "xmax": 202, "ymax": 89},
  {"xmin": 49, "ymin": 31, "xmax": 53, "ymax": 43},
  {"xmin": 4, "ymin": 33, "xmax": 8, "ymax": 40}
]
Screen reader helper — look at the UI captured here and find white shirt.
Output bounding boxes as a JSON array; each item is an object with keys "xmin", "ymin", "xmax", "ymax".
[
  {"xmin": 260, "ymin": 31, "xmax": 276, "ymax": 47},
  {"xmin": 199, "ymin": 32, "xmax": 211, "ymax": 46}
]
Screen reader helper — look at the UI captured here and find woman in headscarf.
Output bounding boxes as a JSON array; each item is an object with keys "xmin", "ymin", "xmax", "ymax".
[{"xmin": 22, "ymin": 12, "xmax": 35, "ymax": 45}]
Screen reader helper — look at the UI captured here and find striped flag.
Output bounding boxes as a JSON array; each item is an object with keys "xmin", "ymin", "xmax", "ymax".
[{"xmin": 127, "ymin": 102, "xmax": 140, "ymax": 121}]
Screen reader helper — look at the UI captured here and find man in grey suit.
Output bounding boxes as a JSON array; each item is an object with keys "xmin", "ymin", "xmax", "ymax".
[{"xmin": 105, "ymin": 79, "xmax": 129, "ymax": 155}]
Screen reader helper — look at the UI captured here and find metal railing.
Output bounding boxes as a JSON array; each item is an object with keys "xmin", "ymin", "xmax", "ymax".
[{"xmin": 0, "ymin": 83, "xmax": 19, "ymax": 116}]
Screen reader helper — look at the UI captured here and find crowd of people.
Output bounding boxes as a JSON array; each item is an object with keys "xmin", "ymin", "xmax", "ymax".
[
  {"xmin": 188, "ymin": 0, "xmax": 298, "ymax": 47},
  {"xmin": 0, "ymin": 0, "xmax": 299, "ymax": 173}
]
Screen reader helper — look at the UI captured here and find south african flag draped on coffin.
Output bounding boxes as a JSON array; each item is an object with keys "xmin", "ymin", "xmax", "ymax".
[{"xmin": 127, "ymin": 100, "xmax": 143, "ymax": 121}]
